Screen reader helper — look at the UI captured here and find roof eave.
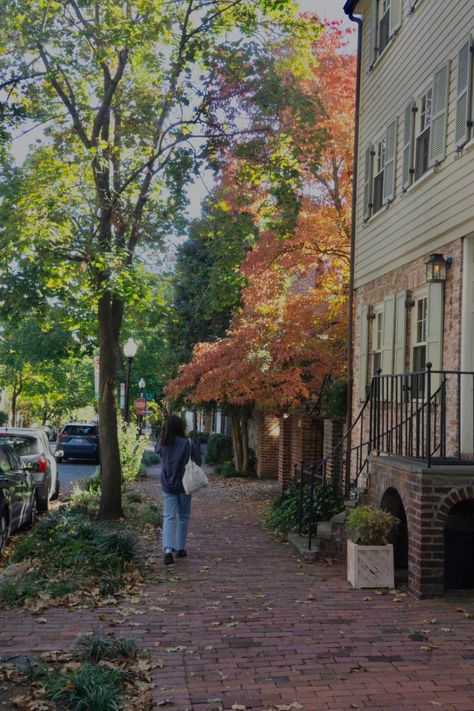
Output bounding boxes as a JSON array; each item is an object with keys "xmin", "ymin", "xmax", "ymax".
[{"xmin": 343, "ymin": 0, "xmax": 359, "ymax": 16}]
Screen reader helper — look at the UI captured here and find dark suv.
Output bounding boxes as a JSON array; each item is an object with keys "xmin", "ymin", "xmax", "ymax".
[{"xmin": 55, "ymin": 422, "xmax": 99, "ymax": 463}]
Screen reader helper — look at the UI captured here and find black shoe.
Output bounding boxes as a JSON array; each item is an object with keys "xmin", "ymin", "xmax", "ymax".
[
  {"xmin": 177, "ymin": 549, "xmax": 187, "ymax": 558},
  {"xmin": 164, "ymin": 552, "xmax": 174, "ymax": 565}
]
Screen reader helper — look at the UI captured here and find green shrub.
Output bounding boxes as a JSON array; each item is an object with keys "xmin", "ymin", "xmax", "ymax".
[
  {"xmin": 346, "ymin": 505, "xmax": 399, "ymax": 545},
  {"xmin": 117, "ymin": 415, "xmax": 148, "ymax": 487},
  {"xmin": 322, "ymin": 380, "xmax": 348, "ymax": 420},
  {"xmin": 123, "ymin": 490, "xmax": 143, "ymax": 504},
  {"xmin": 214, "ymin": 460, "xmax": 255, "ymax": 478},
  {"xmin": 205, "ymin": 433, "xmax": 232, "ymax": 463},
  {"xmin": 0, "ymin": 410, "xmax": 8, "ymax": 426},
  {"xmin": 265, "ymin": 477, "xmax": 345, "ymax": 534},
  {"xmin": 76, "ymin": 633, "xmax": 138, "ymax": 663},
  {"xmin": 2, "ymin": 507, "xmax": 140, "ymax": 606},
  {"xmin": 141, "ymin": 450, "xmax": 160, "ymax": 466},
  {"xmin": 44, "ymin": 663, "xmax": 124, "ymax": 710}
]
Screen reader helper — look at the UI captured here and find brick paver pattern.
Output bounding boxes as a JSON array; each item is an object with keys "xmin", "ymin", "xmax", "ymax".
[{"xmin": 1, "ymin": 473, "xmax": 474, "ymax": 710}]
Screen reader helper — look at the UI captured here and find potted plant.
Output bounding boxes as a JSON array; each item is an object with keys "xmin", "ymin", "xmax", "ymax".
[{"xmin": 346, "ymin": 505, "xmax": 399, "ymax": 589}]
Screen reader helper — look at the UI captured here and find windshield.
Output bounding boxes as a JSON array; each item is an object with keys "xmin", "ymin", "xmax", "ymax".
[
  {"xmin": 0, "ymin": 434, "xmax": 40, "ymax": 456},
  {"xmin": 62, "ymin": 425, "xmax": 97, "ymax": 436}
]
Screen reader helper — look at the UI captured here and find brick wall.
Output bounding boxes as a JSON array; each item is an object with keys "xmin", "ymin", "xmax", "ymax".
[
  {"xmin": 368, "ymin": 455, "xmax": 474, "ymax": 597},
  {"xmin": 255, "ymin": 412, "xmax": 280, "ymax": 479},
  {"xmin": 290, "ymin": 414, "xmax": 324, "ymax": 476},
  {"xmin": 278, "ymin": 416, "xmax": 292, "ymax": 490}
]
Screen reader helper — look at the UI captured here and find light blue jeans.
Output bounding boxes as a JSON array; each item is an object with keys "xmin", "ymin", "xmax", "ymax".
[{"xmin": 162, "ymin": 492, "xmax": 192, "ymax": 551}]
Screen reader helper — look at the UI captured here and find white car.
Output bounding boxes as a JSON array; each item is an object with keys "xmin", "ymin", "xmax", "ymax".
[{"xmin": 0, "ymin": 428, "xmax": 60, "ymax": 512}]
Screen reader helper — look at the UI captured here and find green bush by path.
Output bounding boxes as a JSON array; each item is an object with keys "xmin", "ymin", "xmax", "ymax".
[
  {"xmin": 2, "ymin": 506, "xmax": 141, "ymax": 607},
  {"xmin": 265, "ymin": 477, "xmax": 345, "ymax": 534},
  {"xmin": 205, "ymin": 433, "xmax": 233, "ymax": 463}
]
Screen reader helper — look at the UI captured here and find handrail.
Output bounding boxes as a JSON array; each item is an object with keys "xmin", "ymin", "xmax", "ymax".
[{"xmin": 296, "ymin": 366, "xmax": 474, "ymax": 549}]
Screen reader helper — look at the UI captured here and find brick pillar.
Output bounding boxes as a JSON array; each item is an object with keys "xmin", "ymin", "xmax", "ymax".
[
  {"xmin": 290, "ymin": 414, "xmax": 324, "ymax": 475},
  {"xmin": 323, "ymin": 419, "xmax": 345, "ymax": 482},
  {"xmin": 256, "ymin": 413, "xmax": 280, "ymax": 479},
  {"xmin": 278, "ymin": 416, "xmax": 292, "ymax": 490}
]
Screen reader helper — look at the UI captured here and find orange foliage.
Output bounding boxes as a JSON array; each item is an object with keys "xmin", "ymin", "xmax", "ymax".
[{"xmin": 167, "ymin": 22, "xmax": 356, "ymax": 410}]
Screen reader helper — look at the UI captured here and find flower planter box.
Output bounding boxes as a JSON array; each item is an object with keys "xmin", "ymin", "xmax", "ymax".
[{"xmin": 347, "ymin": 539, "xmax": 394, "ymax": 589}]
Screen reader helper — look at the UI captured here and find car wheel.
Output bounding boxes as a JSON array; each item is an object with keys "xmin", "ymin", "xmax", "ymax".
[
  {"xmin": 27, "ymin": 492, "xmax": 38, "ymax": 529},
  {"xmin": 38, "ymin": 493, "xmax": 49, "ymax": 514},
  {"xmin": 56, "ymin": 456, "xmax": 63, "ymax": 464},
  {"xmin": 51, "ymin": 478, "xmax": 60, "ymax": 501},
  {"xmin": 0, "ymin": 511, "xmax": 9, "ymax": 556}
]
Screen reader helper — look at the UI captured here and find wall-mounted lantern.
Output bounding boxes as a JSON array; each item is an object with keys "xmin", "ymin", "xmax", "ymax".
[{"xmin": 425, "ymin": 253, "xmax": 452, "ymax": 283}]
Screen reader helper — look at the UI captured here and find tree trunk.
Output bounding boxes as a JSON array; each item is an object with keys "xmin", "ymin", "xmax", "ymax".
[
  {"xmin": 10, "ymin": 373, "xmax": 22, "ymax": 427},
  {"xmin": 240, "ymin": 416, "xmax": 249, "ymax": 473},
  {"xmin": 230, "ymin": 412, "xmax": 243, "ymax": 472},
  {"xmin": 98, "ymin": 293, "xmax": 124, "ymax": 520}
]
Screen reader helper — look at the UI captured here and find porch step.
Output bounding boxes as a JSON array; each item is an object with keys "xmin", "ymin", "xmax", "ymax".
[{"xmin": 287, "ymin": 532, "xmax": 320, "ymax": 561}]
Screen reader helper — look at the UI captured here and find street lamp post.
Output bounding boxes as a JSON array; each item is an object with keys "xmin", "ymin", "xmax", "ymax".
[
  {"xmin": 123, "ymin": 338, "xmax": 138, "ymax": 424},
  {"xmin": 138, "ymin": 378, "xmax": 145, "ymax": 435}
]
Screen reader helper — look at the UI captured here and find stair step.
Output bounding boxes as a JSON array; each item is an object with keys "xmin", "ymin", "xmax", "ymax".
[{"xmin": 287, "ymin": 532, "xmax": 320, "ymax": 561}]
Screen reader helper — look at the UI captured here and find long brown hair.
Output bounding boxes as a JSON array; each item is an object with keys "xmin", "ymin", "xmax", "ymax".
[{"xmin": 160, "ymin": 415, "xmax": 186, "ymax": 446}]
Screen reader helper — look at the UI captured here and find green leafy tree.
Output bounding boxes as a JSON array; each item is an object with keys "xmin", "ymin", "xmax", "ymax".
[{"xmin": 1, "ymin": 0, "xmax": 319, "ymax": 519}]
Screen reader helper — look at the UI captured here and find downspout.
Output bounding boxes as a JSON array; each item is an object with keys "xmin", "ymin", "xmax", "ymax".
[{"xmin": 344, "ymin": 6, "xmax": 363, "ymax": 496}]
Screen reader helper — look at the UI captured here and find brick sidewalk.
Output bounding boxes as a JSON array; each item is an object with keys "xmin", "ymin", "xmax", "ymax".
[{"xmin": 1, "ymin": 474, "xmax": 474, "ymax": 710}]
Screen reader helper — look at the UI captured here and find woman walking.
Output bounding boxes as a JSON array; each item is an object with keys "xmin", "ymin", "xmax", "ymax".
[{"xmin": 155, "ymin": 415, "xmax": 202, "ymax": 565}]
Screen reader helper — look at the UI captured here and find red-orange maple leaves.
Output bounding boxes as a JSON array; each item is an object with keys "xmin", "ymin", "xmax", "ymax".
[{"xmin": 167, "ymin": 21, "xmax": 356, "ymax": 411}]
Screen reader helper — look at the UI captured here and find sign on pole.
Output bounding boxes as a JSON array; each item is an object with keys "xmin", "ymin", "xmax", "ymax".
[
  {"xmin": 94, "ymin": 356, "xmax": 100, "ymax": 398},
  {"xmin": 120, "ymin": 382, "xmax": 125, "ymax": 410},
  {"xmin": 134, "ymin": 397, "xmax": 147, "ymax": 416}
]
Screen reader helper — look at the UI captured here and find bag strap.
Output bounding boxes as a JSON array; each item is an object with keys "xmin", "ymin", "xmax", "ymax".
[{"xmin": 187, "ymin": 438, "xmax": 192, "ymax": 464}]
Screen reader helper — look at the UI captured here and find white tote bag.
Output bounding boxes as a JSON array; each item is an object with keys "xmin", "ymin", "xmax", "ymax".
[{"xmin": 182, "ymin": 439, "xmax": 209, "ymax": 495}]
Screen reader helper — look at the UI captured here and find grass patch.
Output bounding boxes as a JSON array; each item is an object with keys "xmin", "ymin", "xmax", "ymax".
[
  {"xmin": 2, "ymin": 506, "xmax": 140, "ymax": 608},
  {"xmin": 6, "ymin": 633, "xmax": 154, "ymax": 710}
]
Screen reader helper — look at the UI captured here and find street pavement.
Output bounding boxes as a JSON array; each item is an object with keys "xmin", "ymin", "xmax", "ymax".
[
  {"xmin": 57, "ymin": 460, "xmax": 97, "ymax": 494},
  {"xmin": 1, "ymin": 471, "xmax": 474, "ymax": 710},
  {"xmin": 49, "ymin": 442, "xmax": 97, "ymax": 493}
]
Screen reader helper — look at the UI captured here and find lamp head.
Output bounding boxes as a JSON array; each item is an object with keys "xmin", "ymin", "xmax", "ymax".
[{"xmin": 123, "ymin": 338, "xmax": 138, "ymax": 359}]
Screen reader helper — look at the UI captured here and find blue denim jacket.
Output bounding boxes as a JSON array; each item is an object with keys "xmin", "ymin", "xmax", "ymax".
[{"xmin": 155, "ymin": 436, "xmax": 202, "ymax": 494}]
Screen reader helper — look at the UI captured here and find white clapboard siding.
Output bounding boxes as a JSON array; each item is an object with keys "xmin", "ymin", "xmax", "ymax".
[{"xmin": 355, "ymin": 0, "xmax": 474, "ymax": 289}]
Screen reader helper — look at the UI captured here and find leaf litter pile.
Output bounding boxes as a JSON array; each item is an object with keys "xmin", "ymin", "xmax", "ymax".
[{"xmin": 0, "ymin": 632, "xmax": 157, "ymax": 710}]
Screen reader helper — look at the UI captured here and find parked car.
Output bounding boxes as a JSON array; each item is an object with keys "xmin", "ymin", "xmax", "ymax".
[
  {"xmin": 0, "ymin": 428, "xmax": 60, "ymax": 512},
  {"xmin": 0, "ymin": 442, "xmax": 37, "ymax": 554},
  {"xmin": 55, "ymin": 422, "xmax": 99, "ymax": 463},
  {"xmin": 39, "ymin": 424, "xmax": 57, "ymax": 442}
]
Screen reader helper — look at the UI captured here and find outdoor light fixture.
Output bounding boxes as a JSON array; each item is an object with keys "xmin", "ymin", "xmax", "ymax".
[
  {"xmin": 123, "ymin": 338, "xmax": 138, "ymax": 423},
  {"xmin": 139, "ymin": 378, "xmax": 145, "ymax": 392},
  {"xmin": 425, "ymin": 254, "xmax": 452, "ymax": 283},
  {"xmin": 123, "ymin": 337, "xmax": 138, "ymax": 359}
]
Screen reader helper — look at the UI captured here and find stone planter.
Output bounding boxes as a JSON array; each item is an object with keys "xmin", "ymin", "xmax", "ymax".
[{"xmin": 347, "ymin": 539, "xmax": 394, "ymax": 588}]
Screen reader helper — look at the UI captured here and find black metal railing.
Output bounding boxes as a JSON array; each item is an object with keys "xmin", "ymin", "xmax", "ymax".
[
  {"xmin": 370, "ymin": 365, "xmax": 474, "ymax": 466},
  {"xmin": 296, "ymin": 365, "xmax": 474, "ymax": 549}
]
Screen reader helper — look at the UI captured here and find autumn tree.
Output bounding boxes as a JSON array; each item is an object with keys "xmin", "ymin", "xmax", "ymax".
[
  {"xmin": 167, "ymin": 22, "xmax": 355, "ymax": 469},
  {"xmin": 0, "ymin": 0, "xmax": 319, "ymax": 519}
]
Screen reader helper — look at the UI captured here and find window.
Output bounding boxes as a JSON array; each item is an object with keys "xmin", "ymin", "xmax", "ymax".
[
  {"xmin": 402, "ymin": 61, "xmax": 450, "ymax": 189},
  {"xmin": 369, "ymin": 0, "xmax": 402, "ymax": 65},
  {"xmin": 378, "ymin": 0, "xmax": 391, "ymax": 56},
  {"xmin": 373, "ymin": 137, "xmax": 385, "ymax": 214},
  {"xmin": 415, "ymin": 88, "xmax": 432, "ymax": 179},
  {"xmin": 412, "ymin": 295, "xmax": 427, "ymax": 372},
  {"xmin": 363, "ymin": 118, "xmax": 397, "ymax": 220},
  {"xmin": 372, "ymin": 307, "xmax": 384, "ymax": 376}
]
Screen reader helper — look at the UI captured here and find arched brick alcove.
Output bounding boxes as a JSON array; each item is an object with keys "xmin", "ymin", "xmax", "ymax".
[{"xmin": 381, "ymin": 487, "xmax": 409, "ymax": 577}]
